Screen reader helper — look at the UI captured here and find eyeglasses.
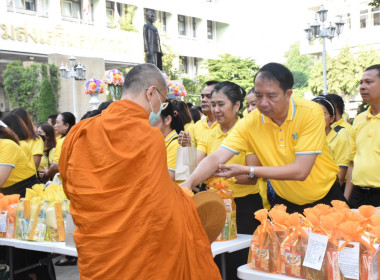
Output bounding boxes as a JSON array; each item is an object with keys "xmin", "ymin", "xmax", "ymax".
[
  {"xmin": 156, "ymin": 88, "xmax": 167, "ymax": 101},
  {"xmin": 201, "ymin": 93, "xmax": 212, "ymax": 99}
]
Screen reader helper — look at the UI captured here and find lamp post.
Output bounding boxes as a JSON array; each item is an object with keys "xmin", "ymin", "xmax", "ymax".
[
  {"xmin": 59, "ymin": 56, "xmax": 87, "ymax": 120},
  {"xmin": 304, "ymin": 5, "xmax": 345, "ymax": 94}
]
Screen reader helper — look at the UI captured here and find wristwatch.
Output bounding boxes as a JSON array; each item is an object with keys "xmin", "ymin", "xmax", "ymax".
[{"xmin": 248, "ymin": 166, "xmax": 255, "ymax": 179}]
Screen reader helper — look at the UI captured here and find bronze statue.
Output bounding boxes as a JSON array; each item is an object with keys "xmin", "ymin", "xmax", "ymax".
[{"xmin": 143, "ymin": 11, "xmax": 163, "ymax": 70}]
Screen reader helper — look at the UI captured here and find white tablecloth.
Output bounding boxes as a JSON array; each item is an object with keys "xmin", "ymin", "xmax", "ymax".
[{"xmin": 1, "ymin": 234, "xmax": 252, "ymax": 258}]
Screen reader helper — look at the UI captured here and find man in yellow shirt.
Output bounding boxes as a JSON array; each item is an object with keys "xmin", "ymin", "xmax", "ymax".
[
  {"xmin": 188, "ymin": 81, "xmax": 218, "ymax": 147},
  {"xmin": 345, "ymin": 64, "xmax": 380, "ymax": 207},
  {"xmin": 181, "ymin": 63, "xmax": 345, "ymax": 213}
]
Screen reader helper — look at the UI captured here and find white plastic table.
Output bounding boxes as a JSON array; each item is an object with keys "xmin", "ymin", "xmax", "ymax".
[
  {"xmin": 211, "ymin": 234, "xmax": 252, "ymax": 280},
  {"xmin": 1, "ymin": 234, "xmax": 252, "ymax": 280},
  {"xmin": 238, "ymin": 264, "xmax": 306, "ymax": 280}
]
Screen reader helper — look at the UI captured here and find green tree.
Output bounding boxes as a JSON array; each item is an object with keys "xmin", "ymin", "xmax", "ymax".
[
  {"xmin": 2, "ymin": 61, "xmax": 60, "ymax": 121},
  {"xmin": 285, "ymin": 42, "xmax": 314, "ymax": 89},
  {"xmin": 2, "ymin": 61, "xmax": 40, "ymax": 119},
  {"xmin": 37, "ymin": 78, "xmax": 57, "ymax": 123},
  {"xmin": 369, "ymin": 0, "xmax": 380, "ymax": 7},
  {"xmin": 309, "ymin": 46, "xmax": 380, "ymax": 95},
  {"xmin": 201, "ymin": 54, "xmax": 259, "ymax": 92}
]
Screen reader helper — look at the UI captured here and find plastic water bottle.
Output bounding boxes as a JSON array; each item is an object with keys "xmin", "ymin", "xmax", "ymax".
[{"xmin": 34, "ymin": 201, "xmax": 49, "ymax": 242}]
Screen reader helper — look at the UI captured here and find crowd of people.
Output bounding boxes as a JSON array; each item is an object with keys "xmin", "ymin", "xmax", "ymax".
[{"xmin": 0, "ymin": 62, "xmax": 379, "ymax": 279}]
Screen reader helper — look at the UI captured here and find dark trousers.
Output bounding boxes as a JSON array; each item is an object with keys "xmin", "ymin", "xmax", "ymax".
[
  {"xmin": 215, "ymin": 193, "xmax": 263, "ymax": 280},
  {"xmin": 273, "ymin": 179, "xmax": 346, "ymax": 214},
  {"xmin": 349, "ymin": 186, "xmax": 380, "ymax": 208}
]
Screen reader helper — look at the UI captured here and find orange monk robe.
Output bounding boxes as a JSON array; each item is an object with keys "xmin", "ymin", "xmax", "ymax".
[{"xmin": 60, "ymin": 100, "xmax": 221, "ymax": 280}]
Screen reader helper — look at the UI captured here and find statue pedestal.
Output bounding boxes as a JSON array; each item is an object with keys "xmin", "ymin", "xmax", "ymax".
[{"xmin": 89, "ymin": 93, "xmax": 100, "ymax": 110}]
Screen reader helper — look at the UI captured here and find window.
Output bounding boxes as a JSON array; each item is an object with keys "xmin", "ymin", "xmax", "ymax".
[
  {"xmin": 160, "ymin": 12, "xmax": 167, "ymax": 32},
  {"xmin": 106, "ymin": 1, "xmax": 114, "ymax": 27},
  {"xmin": 360, "ymin": 9, "xmax": 368, "ymax": 29},
  {"xmin": 192, "ymin": 17, "xmax": 197, "ymax": 37},
  {"xmin": 178, "ymin": 15, "xmax": 186, "ymax": 36},
  {"xmin": 207, "ymin": 20, "xmax": 214, "ymax": 40},
  {"xmin": 345, "ymin": 13, "xmax": 351, "ymax": 30},
  {"xmin": 62, "ymin": 0, "xmax": 81, "ymax": 19},
  {"xmin": 8, "ymin": 0, "xmax": 36, "ymax": 11},
  {"xmin": 373, "ymin": 8, "xmax": 380, "ymax": 26},
  {"xmin": 180, "ymin": 56, "xmax": 188, "ymax": 73}
]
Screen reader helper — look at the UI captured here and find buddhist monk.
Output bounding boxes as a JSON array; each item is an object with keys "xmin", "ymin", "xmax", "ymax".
[{"xmin": 60, "ymin": 63, "xmax": 221, "ymax": 280}]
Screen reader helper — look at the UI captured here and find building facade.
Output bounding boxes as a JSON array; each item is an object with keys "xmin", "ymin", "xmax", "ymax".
[
  {"xmin": 0, "ymin": 0, "xmax": 231, "ymax": 118},
  {"xmin": 300, "ymin": 0, "xmax": 380, "ymax": 117}
]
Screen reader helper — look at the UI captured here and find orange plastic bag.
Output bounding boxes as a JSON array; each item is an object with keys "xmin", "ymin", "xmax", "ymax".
[
  {"xmin": 207, "ymin": 177, "xmax": 237, "ymax": 241},
  {"xmin": 248, "ymin": 209, "xmax": 280, "ymax": 273},
  {"xmin": 280, "ymin": 213, "xmax": 308, "ymax": 279},
  {"xmin": 338, "ymin": 221, "xmax": 376, "ymax": 280}
]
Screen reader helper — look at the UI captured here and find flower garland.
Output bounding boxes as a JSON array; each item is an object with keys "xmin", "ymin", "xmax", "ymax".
[
  {"xmin": 103, "ymin": 69, "xmax": 124, "ymax": 86},
  {"xmin": 85, "ymin": 79, "xmax": 104, "ymax": 95}
]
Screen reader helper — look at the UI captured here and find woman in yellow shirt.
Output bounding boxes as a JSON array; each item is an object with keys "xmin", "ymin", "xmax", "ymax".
[
  {"xmin": 0, "ymin": 123, "xmax": 38, "ymax": 196},
  {"xmin": 154, "ymin": 100, "xmax": 184, "ymax": 180},
  {"xmin": 312, "ymin": 95, "xmax": 349, "ymax": 187},
  {"xmin": 198, "ymin": 81, "xmax": 263, "ymax": 234},
  {"xmin": 37, "ymin": 122, "xmax": 56, "ymax": 172},
  {"xmin": 42, "ymin": 112, "xmax": 76, "ymax": 182},
  {"xmin": 12, "ymin": 108, "xmax": 44, "ymax": 169},
  {"xmin": 171, "ymin": 99, "xmax": 194, "ymax": 133},
  {"xmin": 2, "ymin": 113, "xmax": 35, "ymax": 168}
]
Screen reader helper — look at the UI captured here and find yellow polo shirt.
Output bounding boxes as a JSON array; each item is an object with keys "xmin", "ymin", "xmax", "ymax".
[
  {"xmin": 38, "ymin": 148, "xmax": 56, "ymax": 171},
  {"xmin": 198, "ymin": 121, "xmax": 259, "ymax": 198},
  {"xmin": 53, "ymin": 136, "xmax": 65, "ymax": 165},
  {"xmin": 0, "ymin": 139, "xmax": 36, "ymax": 188},
  {"xmin": 331, "ymin": 118, "xmax": 352, "ymax": 132},
  {"xmin": 28, "ymin": 137, "xmax": 44, "ymax": 156},
  {"xmin": 326, "ymin": 127, "xmax": 350, "ymax": 167},
  {"xmin": 20, "ymin": 140, "xmax": 35, "ymax": 168},
  {"xmin": 222, "ymin": 97, "xmax": 339, "ymax": 205},
  {"xmin": 192, "ymin": 116, "xmax": 217, "ymax": 148},
  {"xmin": 347, "ymin": 107, "xmax": 380, "ymax": 188},
  {"xmin": 165, "ymin": 130, "xmax": 180, "ymax": 172}
]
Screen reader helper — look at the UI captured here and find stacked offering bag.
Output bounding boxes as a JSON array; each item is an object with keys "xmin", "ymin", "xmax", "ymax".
[
  {"xmin": 14, "ymin": 183, "xmax": 69, "ymax": 242},
  {"xmin": 248, "ymin": 201, "xmax": 380, "ymax": 280},
  {"xmin": 207, "ymin": 177, "xmax": 237, "ymax": 241},
  {"xmin": 0, "ymin": 194, "xmax": 20, "ymax": 238}
]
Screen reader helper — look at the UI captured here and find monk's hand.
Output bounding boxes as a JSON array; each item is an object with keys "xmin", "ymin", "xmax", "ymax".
[
  {"xmin": 178, "ymin": 131, "xmax": 192, "ymax": 147},
  {"xmin": 214, "ymin": 164, "xmax": 246, "ymax": 178}
]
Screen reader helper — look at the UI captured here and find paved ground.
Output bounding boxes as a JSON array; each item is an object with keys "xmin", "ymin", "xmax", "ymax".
[{"xmin": 54, "ymin": 256, "xmax": 79, "ymax": 280}]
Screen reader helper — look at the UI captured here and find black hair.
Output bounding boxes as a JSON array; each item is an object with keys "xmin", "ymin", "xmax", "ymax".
[
  {"xmin": 59, "ymin": 112, "xmax": 76, "ymax": 137},
  {"xmin": 38, "ymin": 122, "xmax": 56, "ymax": 156},
  {"xmin": 326, "ymin": 94, "xmax": 344, "ymax": 116},
  {"xmin": 170, "ymin": 99, "xmax": 192, "ymax": 125},
  {"xmin": 48, "ymin": 114, "xmax": 58, "ymax": 125},
  {"xmin": 190, "ymin": 107, "xmax": 201, "ymax": 123},
  {"xmin": 196, "ymin": 106, "xmax": 202, "ymax": 113},
  {"xmin": 11, "ymin": 108, "xmax": 39, "ymax": 140},
  {"xmin": 0, "ymin": 126, "xmax": 19, "ymax": 144},
  {"xmin": 2, "ymin": 113, "xmax": 31, "ymax": 141},
  {"xmin": 160, "ymin": 99, "xmax": 184, "ymax": 134},
  {"xmin": 186, "ymin": 102, "xmax": 193, "ymax": 109},
  {"xmin": 205, "ymin": 81, "xmax": 219, "ymax": 86},
  {"xmin": 88, "ymin": 109, "xmax": 101, "ymax": 118},
  {"xmin": 365, "ymin": 64, "xmax": 380, "ymax": 77},
  {"xmin": 98, "ymin": 101, "xmax": 113, "ymax": 112},
  {"xmin": 213, "ymin": 81, "xmax": 246, "ymax": 110},
  {"xmin": 255, "ymin": 63, "xmax": 294, "ymax": 92},
  {"xmin": 312, "ymin": 95, "xmax": 335, "ymax": 117},
  {"xmin": 247, "ymin": 87, "xmax": 255, "ymax": 95},
  {"xmin": 81, "ymin": 111, "xmax": 92, "ymax": 120}
]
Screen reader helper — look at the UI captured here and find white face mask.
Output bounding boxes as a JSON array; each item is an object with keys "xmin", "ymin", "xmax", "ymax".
[{"xmin": 149, "ymin": 90, "xmax": 163, "ymax": 126}]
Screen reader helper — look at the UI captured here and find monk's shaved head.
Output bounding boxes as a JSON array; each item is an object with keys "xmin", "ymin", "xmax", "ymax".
[{"xmin": 122, "ymin": 63, "xmax": 166, "ymax": 96}]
